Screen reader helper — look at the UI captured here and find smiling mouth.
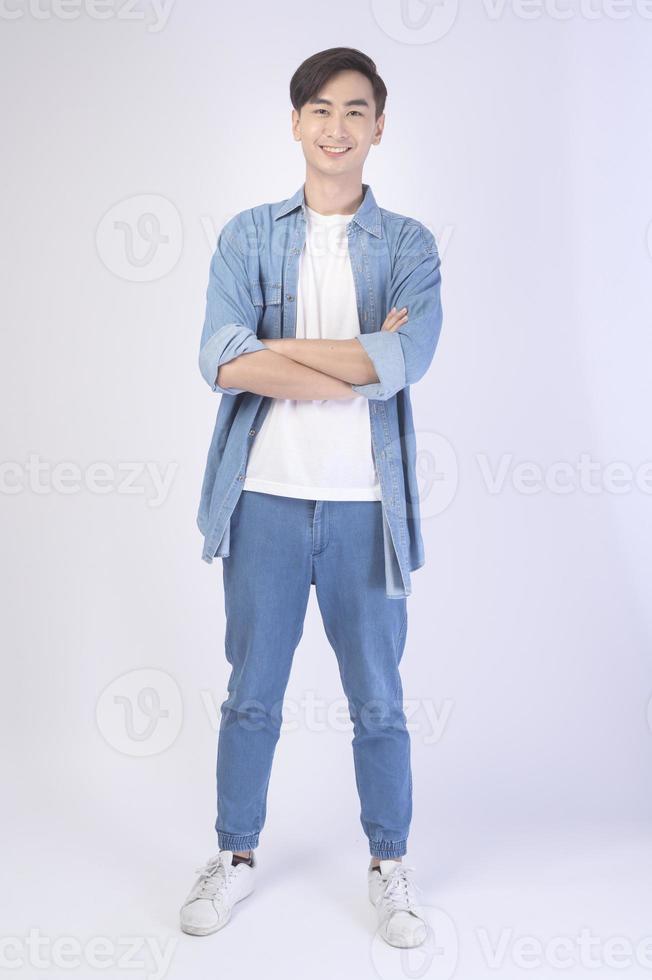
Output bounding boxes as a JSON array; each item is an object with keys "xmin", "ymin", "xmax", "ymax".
[{"xmin": 320, "ymin": 145, "xmax": 352, "ymax": 156}]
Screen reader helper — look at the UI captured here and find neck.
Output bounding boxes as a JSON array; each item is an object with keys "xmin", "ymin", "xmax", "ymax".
[{"xmin": 303, "ymin": 169, "xmax": 364, "ymax": 217}]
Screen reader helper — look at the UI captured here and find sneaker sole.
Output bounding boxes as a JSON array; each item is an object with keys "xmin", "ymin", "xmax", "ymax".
[
  {"xmin": 180, "ymin": 885, "xmax": 255, "ymax": 936},
  {"xmin": 382, "ymin": 929, "xmax": 428, "ymax": 948}
]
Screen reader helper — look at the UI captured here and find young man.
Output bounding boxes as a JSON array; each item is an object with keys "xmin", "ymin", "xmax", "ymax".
[{"xmin": 181, "ymin": 48, "xmax": 443, "ymax": 948}]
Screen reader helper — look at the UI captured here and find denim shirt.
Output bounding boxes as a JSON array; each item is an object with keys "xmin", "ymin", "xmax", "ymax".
[{"xmin": 197, "ymin": 182, "xmax": 443, "ymax": 598}]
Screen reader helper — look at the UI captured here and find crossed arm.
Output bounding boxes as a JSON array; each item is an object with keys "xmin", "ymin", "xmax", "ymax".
[
  {"xmin": 200, "ymin": 219, "xmax": 442, "ymax": 402},
  {"xmin": 217, "ymin": 308, "xmax": 408, "ymax": 401}
]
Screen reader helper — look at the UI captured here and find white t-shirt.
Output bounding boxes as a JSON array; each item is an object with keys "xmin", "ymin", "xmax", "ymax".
[{"xmin": 242, "ymin": 204, "xmax": 381, "ymax": 500}]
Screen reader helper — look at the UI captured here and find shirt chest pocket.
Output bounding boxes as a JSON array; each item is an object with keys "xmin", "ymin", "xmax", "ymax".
[{"xmin": 251, "ymin": 280, "xmax": 282, "ymax": 338}]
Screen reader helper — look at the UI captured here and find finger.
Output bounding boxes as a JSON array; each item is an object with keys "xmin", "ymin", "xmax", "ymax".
[
  {"xmin": 382, "ymin": 307, "xmax": 409, "ymax": 331},
  {"xmin": 386, "ymin": 311, "xmax": 409, "ymax": 331}
]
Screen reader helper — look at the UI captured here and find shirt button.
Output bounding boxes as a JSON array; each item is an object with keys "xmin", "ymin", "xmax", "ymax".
[
  {"xmin": 286, "ymin": 294, "xmax": 295, "ymax": 302},
  {"xmin": 248, "ymin": 428, "xmax": 256, "ymax": 436}
]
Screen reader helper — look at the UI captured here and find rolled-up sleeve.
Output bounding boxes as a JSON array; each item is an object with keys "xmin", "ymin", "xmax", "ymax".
[
  {"xmin": 351, "ymin": 223, "xmax": 443, "ymax": 401},
  {"xmin": 198, "ymin": 219, "xmax": 268, "ymax": 396}
]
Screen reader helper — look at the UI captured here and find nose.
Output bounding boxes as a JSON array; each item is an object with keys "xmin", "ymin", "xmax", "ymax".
[{"xmin": 324, "ymin": 115, "xmax": 350, "ymax": 141}]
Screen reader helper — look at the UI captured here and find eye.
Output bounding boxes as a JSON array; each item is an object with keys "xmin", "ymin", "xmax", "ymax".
[{"xmin": 313, "ymin": 108, "xmax": 364, "ymax": 116}]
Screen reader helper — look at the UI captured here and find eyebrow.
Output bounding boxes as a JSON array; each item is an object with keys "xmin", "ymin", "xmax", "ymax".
[{"xmin": 308, "ymin": 97, "xmax": 370, "ymax": 108}]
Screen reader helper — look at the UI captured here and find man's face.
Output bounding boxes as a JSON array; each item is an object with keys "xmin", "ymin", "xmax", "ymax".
[{"xmin": 292, "ymin": 70, "xmax": 384, "ymax": 179}]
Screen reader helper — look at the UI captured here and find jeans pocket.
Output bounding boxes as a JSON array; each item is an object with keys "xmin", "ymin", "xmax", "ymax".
[{"xmin": 394, "ymin": 608, "xmax": 409, "ymax": 701}]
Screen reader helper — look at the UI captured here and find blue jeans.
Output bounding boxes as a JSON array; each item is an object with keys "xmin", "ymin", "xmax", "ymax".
[{"xmin": 215, "ymin": 489, "xmax": 412, "ymax": 859}]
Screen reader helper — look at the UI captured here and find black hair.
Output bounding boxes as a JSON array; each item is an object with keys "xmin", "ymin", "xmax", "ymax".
[{"xmin": 290, "ymin": 47, "xmax": 387, "ymax": 121}]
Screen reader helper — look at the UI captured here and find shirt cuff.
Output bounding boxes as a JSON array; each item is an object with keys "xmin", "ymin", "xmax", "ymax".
[
  {"xmin": 199, "ymin": 323, "xmax": 268, "ymax": 395},
  {"xmin": 351, "ymin": 331, "xmax": 406, "ymax": 401}
]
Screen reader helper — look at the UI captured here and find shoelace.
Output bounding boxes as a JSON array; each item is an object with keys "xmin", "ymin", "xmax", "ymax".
[
  {"xmin": 194, "ymin": 854, "xmax": 235, "ymax": 901},
  {"xmin": 377, "ymin": 864, "xmax": 421, "ymax": 912}
]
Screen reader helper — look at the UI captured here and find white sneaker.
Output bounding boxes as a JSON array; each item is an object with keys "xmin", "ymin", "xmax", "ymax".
[
  {"xmin": 180, "ymin": 850, "xmax": 256, "ymax": 936},
  {"xmin": 368, "ymin": 858, "xmax": 428, "ymax": 948}
]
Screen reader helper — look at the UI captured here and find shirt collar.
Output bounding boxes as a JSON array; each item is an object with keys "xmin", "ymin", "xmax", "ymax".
[{"xmin": 273, "ymin": 182, "xmax": 382, "ymax": 238}]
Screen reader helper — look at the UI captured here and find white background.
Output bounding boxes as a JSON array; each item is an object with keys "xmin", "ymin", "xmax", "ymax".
[{"xmin": 2, "ymin": 2, "xmax": 652, "ymax": 978}]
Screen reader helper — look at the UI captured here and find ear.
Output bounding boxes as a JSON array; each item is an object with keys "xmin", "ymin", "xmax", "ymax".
[
  {"xmin": 373, "ymin": 112, "xmax": 385, "ymax": 145},
  {"xmin": 291, "ymin": 108, "xmax": 301, "ymax": 141}
]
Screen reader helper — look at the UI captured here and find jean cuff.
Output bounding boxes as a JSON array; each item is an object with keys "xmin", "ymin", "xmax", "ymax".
[
  {"xmin": 217, "ymin": 831, "xmax": 260, "ymax": 851},
  {"xmin": 370, "ymin": 838, "xmax": 407, "ymax": 859}
]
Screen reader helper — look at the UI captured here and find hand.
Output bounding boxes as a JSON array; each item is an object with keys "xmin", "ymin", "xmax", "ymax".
[{"xmin": 381, "ymin": 306, "xmax": 408, "ymax": 332}]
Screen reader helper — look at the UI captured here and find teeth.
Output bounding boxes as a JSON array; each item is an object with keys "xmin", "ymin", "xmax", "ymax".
[{"xmin": 321, "ymin": 146, "xmax": 350, "ymax": 153}]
